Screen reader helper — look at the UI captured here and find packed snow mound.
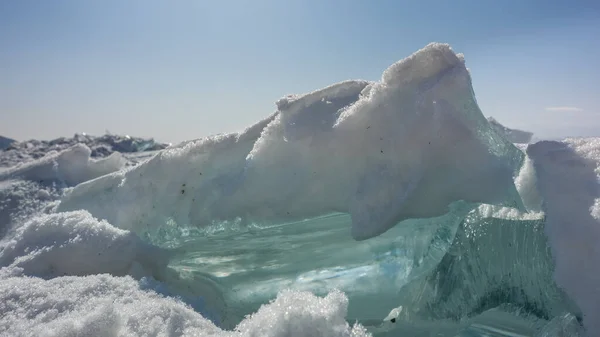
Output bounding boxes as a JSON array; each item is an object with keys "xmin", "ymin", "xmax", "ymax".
[
  {"xmin": 0, "ymin": 133, "xmax": 168, "ymax": 167},
  {"xmin": 0, "ymin": 272, "xmax": 369, "ymax": 337},
  {"xmin": 0, "ymin": 144, "xmax": 126, "ymax": 186},
  {"xmin": 527, "ymin": 137, "xmax": 600, "ymax": 337},
  {"xmin": 57, "ymin": 43, "xmax": 525, "ymax": 241},
  {"xmin": 487, "ymin": 117, "xmax": 534, "ymax": 144},
  {"xmin": 0, "ymin": 210, "xmax": 169, "ymax": 279},
  {"xmin": 235, "ymin": 289, "xmax": 369, "ymax": 337},
  {"xmin": 0, "ymin": 135, "xmax": 16, "ymax": 150}
]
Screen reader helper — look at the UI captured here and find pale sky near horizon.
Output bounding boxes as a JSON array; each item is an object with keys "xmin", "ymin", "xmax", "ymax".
[{"xmin": 1, "ymin": 0, "xmax": 599, "ymax": 143}]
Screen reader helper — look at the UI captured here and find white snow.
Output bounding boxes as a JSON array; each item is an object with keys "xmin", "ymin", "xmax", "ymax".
[
  {"xmin": 234, "ymin": 289, "xmax": 368, "ymax": 337},
  {"xmin": 514, "ymin": 151, "xmax": 543, "ymax": 212},
  {"xmin": 0, "ymin": 272, "xmax": 223, "ymax": 337},
  {"xmin": 0, "ymin": 210, "xmax": 169, "ymax": 279},
  {"xmin": 0, "ymin": 144, "xmax": 125, "ymax": 187},
  {"xmin": 57, "ymin": 43, "xmax": 524, "ymax": 242},
  {"xmin": 527, "ymin": 138, "xmax": 600, "ymax": 337},
  {"xmin": 0, "ymin": 272, "xmax": 369, "ymax": 337}
]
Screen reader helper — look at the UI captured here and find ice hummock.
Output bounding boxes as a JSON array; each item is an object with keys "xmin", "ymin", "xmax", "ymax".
[
  {"xmin": 0, "ymin": 43, "xmax": 596, "ymax": 337},
  {"xmin": 528, "ymin": 138, "xmax": 600, "ymax": 336},
  {"xmin": 57, "ymin": 43, "xmax": 525, "ymax": 243}
]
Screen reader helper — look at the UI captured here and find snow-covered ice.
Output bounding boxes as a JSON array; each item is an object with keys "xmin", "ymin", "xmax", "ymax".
[
  {"xmin": 528, "ymin": 138, "xmax": 600, "ymax": 336},
  {"xmin": 0, "ymin": 42, "xmax": 596, "ymax": 337},
  {"xmin": 57, "ymin": 43, "xmax": 524, "ymax": 243}
]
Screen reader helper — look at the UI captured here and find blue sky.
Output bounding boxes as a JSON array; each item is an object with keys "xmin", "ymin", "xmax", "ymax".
[{"xmin": 1, "ymin": 0, "xmax": 599, "ymax": 143}]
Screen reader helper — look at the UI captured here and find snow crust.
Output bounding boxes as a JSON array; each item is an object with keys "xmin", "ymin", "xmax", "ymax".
[{"xmin": 57, "ymin": 43, "xmax": 524, "ymax": 241}]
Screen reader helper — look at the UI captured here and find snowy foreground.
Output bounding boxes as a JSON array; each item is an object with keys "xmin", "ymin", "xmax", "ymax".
[{"xmin": 0, "ymin": 43, "xmax": 598, "ymax": 337}]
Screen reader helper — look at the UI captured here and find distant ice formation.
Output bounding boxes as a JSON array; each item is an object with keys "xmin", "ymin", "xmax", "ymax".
[
  {"xmin": 0, "ymin": 133, "xmax": 168, "ymax": 167},
  {"xmin": 0, "ymin": 210, "xmax": 369, "ymax": 336},
  {"xmin": 0, "ymin": 271, "xmax": 368, "ymax": 337},
  {"xmin": 0, "ymin": 135, "xmax": 16, "ymax": 150},
  {"xmin": 487, "ymin": 117, "xmax": 534, "ymax": 144}
]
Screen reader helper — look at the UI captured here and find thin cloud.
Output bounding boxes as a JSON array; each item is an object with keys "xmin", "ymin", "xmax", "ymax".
[{"xmin": 545, "ymin": 106, "xmax": 584, "ymax": 112}]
